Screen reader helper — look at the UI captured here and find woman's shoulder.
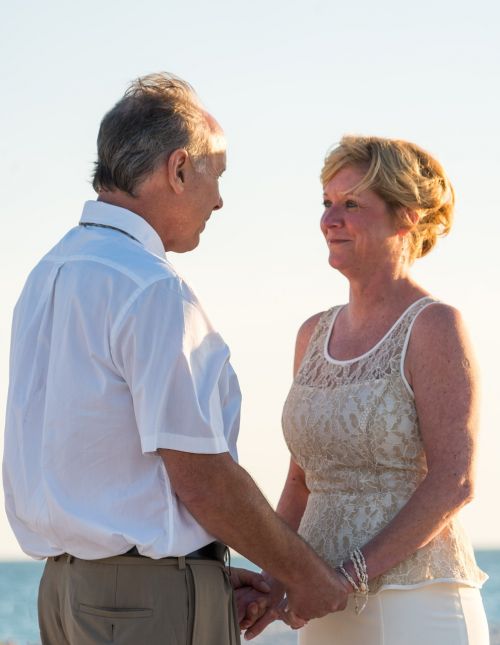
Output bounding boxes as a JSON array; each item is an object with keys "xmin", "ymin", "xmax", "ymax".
[
  {"xmin": 411, "ymin": 300, "xmax": 466, "ymax": 343},
  {"xmin": 407, "ymin": 300, "xmax": 475, "ymax": 374},
  {"xmin": 297, "ymin": 311, "xmax": 326, "ymax": 340},
  {"xmin": 296, "ymin": 306, "xmax": 340, "ymax": 346},
  {"xmin": 294, "ymin": 307, "xmax": 342, "ymax": 370},
  {"xmin": 293, "ymin": 311, "xmax": 326, "ymax": 376}
]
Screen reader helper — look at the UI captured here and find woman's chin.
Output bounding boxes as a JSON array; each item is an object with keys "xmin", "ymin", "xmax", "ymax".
[{"xmin": 327, "ymin": 253, "xmax": 347, "ymax": 272}]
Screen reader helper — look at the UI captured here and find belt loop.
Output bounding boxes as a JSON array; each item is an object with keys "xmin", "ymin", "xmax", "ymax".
[
  {"xmin": 66, "ymin": 554, "xmax": 74, "ymax": 564},
  {"xmin": 224, "ymin": 546, "xmax": 231, "ymax": 571},
  {"xmin": 178, "ymin": 556, "xmax": 186, "ymax": 570}
]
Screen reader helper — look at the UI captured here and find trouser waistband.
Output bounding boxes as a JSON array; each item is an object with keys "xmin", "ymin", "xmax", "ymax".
[
  {"xmin": 123, "ymin": 541, "xmax": 227, "ymax": 562},
  {"xmin": 50, "ymin": 541, "xmax": 228, "ymax": 565}
]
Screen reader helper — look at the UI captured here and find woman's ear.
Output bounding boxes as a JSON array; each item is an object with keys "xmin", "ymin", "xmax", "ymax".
[{"xmin": 397, "ymin": 208, "xmax": 419, "ymax": 236}]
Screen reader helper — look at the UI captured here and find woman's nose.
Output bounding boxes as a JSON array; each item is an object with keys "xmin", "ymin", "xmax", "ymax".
[{"xmin": 321, "ymin": 206, "xmax": 343, "ymax": 229}]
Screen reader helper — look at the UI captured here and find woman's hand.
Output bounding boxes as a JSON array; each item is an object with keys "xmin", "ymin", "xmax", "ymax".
[
  {"xmin": 229, "ymin": 567, "xmax": 271, "ymax": 629},
  {"xmin": 241, "ymin": 573, "xmax": 287, "ymax": 639}
]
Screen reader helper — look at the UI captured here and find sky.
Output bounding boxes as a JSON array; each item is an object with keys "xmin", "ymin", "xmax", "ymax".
[{"xmin": 0, "ymin": 0, "xmax": 499, "ymax": 558}]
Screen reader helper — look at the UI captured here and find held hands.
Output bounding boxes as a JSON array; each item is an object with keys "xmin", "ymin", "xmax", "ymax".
[
  {"xmin": 241, "ymin": 573, "xmax": 288, "ymax": 640},
  {"xmin": 228, "ymin": 567, "xmax": 272, "ymax": 629},
  {"xmin": 244, "ymin": 565, "xmax": 352, "ymax": 640},
  {"xmin": 285, "ymin": 565, "xmax": 351, "ymax": 621},
  {"xmin": 245, "ymin": 574, "xmax": 307, "ymax": 640},
  {"xmin": 229, "ymin": 568, "xmax": 291, "ymax": 639},
  {"xmin": 230, "ymin": 565, "xmax": 352, "ymax": 640}
]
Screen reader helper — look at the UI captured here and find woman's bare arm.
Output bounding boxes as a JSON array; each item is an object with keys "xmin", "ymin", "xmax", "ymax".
[
  {"xmin": 276, "ymin": 458, "xmax": 309, "ymax": 531},
  {"xmin": 276, "ymin": 312, "xmax": 323, "ymax": 528},
  {"xmin": 351, "ymin": 303, "xmax": 480, "ymax": 580}
]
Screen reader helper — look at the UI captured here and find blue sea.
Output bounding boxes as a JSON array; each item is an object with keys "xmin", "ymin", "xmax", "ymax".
[{"xmin": 0, "ymin": 551, "xmax": 499, "ymax": 644}]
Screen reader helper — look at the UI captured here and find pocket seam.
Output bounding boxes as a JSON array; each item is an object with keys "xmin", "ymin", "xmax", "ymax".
[{"xmin": 78, "ymin": 603, "xmax": 153, "ymax": 619}]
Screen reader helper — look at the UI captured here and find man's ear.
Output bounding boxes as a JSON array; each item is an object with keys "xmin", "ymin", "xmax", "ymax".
[{"xmin": 167, "ymin": 149, "xmax": 189, "ymax": 194}]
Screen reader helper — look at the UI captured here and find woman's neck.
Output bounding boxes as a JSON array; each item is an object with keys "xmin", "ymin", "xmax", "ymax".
[{"xmin": 345, "ymin": 269, "xmax": 426, "ymax": 329}]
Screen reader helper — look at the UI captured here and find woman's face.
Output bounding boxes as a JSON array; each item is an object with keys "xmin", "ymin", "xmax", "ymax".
[{"xmin": 320, "ymin": 165, "xmax": 402, "ymax": 277}]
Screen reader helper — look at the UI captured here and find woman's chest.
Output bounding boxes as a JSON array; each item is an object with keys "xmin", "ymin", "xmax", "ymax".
[{"xmin": 282, "ymin": 379, "xmax": 423, "ymax": 471}]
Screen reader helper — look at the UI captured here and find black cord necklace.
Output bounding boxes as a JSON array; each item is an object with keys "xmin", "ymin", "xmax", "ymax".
[{"xmin": 79, "ymin": 222, "xmax": 139, "ymax": 243}]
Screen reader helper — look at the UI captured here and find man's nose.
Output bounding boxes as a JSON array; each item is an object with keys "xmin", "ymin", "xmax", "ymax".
[{"xmin": 213, "ymin": 195, "xmax": 223, "ymax": 211}]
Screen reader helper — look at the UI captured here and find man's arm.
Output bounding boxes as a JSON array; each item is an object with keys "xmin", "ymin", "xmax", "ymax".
[{"xmin": 160, "ymin": 449, "xmax": 349, "ymax": 623}]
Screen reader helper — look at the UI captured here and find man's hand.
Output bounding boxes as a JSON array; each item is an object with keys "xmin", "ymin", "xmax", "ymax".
[
  {"xmin": 246, "ymin": 566, "xmax": 350, "ymax": 640},
  {"xmin": 286, "ymin": 566, "xmax": 350, "ymax": 622}
]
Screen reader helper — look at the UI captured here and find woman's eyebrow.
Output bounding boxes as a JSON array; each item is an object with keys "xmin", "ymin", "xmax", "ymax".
[{"xmin": 323, "ymin": 190, "xmax": 358, "ymax": 199}]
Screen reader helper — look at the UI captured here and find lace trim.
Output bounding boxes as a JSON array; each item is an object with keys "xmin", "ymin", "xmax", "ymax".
[
  {"xmin": 295, "ymin": 297, "xmax": 436, "ymax": 390},
  {"xmin": 324, "ymin": 296, "xmax": 433, "ymax": 365}
]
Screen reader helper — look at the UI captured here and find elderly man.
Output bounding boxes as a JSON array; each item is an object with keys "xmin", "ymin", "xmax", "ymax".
[{"xmin": 3, "ymin": 73, "xmax": 350, "ymax": 645}]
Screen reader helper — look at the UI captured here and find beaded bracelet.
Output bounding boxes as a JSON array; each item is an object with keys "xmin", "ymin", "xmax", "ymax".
[
  {"xmin": 337, "ymin": 547, "xmax": 369, "ymax": 615},
  {"xmin": 351, "ymin": 547, "xmax": 369, "ymax": 594},
  {"xmin": 337, "ymin": 564, "xmax": 360, "ymax": 592}
]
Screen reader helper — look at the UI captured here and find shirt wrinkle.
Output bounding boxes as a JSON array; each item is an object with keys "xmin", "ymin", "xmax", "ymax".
[{"xmin": 3, "ymin": 200, "xmax": 241, "ymax": 560}]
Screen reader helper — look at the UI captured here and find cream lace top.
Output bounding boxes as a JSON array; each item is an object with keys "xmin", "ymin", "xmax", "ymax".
[{"xmin": 282, "ymin": 297, "xmax": 487, "ymax": 593}]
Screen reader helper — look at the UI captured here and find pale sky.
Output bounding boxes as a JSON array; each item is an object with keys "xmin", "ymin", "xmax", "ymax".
[{"xmin": 1, "ymin": 0, "xmax": 499, "ymax": 558}]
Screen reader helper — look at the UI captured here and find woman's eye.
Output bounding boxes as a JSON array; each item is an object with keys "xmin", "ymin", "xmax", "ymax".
[
  {"xmin": 345, "ymin": 200, "xmax": 358, "ymax": 209},
  {"xmin": 323, "ymin": 200, "xmax": 332, "ymax": 208}
]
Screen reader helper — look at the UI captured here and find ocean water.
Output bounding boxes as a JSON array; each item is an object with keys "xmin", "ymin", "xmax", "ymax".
[{"xmin": 0, "ymin": 550, "xmax": 498, "ymax": 644}]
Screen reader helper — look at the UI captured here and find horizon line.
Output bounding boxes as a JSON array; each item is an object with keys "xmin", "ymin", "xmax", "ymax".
[{"xmin": 1, "ymin": 543, "xmax": 500, "ymax": 563}]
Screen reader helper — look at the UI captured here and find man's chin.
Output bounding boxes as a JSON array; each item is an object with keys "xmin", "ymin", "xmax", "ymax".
[{"xmin": 171, "ymin": 236, "xmax": 200, "ymax": 254}]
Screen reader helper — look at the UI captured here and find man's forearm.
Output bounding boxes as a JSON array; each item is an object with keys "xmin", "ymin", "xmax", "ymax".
[{"xmin": 160, "ymin": 450, "xmax": 324, "ymax": 587}]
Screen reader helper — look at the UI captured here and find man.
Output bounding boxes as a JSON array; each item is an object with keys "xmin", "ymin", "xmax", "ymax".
[{"xmin": 3, "ymin": 73, "xmax": 350, "ymax": 645}]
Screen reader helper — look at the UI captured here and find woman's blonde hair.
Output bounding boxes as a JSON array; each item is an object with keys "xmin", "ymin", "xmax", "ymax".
[{"xmin": 321, "ymin": 135, "xmax": 455, "ymax": 261}]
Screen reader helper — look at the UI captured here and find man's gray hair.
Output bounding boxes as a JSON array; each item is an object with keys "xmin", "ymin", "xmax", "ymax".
[{"xmin": 92, "ymin": 72, "xmax": 215, "ymax": 196}]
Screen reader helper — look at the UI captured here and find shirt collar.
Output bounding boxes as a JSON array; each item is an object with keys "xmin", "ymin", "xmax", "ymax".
[{"xmin": 79, "ymin": 200, "xmax": 165, "ymax": 258}]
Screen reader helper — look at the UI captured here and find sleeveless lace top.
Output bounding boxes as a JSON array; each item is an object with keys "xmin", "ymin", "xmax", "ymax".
[{"xmin": 282, "ymin": 297, "xmax": 487, "ymax": 593}]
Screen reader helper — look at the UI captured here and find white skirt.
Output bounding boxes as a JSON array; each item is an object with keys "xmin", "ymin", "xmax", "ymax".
[{"xmin": 298, "ymin": 583, "xmax": 489, "ymax": 645}]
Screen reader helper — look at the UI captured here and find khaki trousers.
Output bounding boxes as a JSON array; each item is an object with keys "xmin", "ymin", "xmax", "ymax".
[{"xmin": 38, "ymin": 553, "xmax": 241, "ymax": 645}]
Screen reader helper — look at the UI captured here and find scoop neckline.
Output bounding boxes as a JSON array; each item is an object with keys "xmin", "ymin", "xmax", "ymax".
[{"xmin": 323, "ymin": 296, "xmax": 433, "ymax": 365}]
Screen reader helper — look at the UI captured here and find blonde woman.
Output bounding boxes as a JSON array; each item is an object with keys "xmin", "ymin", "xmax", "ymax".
[{"xmin": 246, "ymin": 137, "xmax": 489, "ymax": 644}]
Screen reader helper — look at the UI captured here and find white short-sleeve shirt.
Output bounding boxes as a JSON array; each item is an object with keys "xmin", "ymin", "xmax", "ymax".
[{"xmin": 2, "ymin": 200, "xmax": 241, "ymax": 559}]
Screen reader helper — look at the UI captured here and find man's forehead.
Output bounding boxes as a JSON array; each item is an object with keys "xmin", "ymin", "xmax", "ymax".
[
  {"xmin": 211, "ymin": 150, "xmax": 226, "ymax": 173},
  {"xmin": 204, "ymin": 111, "xmax": 225, "ymax": 149},
  {"xmin": 210, "ymin": 131, "xmax": 227, "ymax": 156}
]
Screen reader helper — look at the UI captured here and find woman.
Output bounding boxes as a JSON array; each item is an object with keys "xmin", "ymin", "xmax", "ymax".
[{"xmin": 246, "ymin": 136, "xmax": 489, "ymax": 643}]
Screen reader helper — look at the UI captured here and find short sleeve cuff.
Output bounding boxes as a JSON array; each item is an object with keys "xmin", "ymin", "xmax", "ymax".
[{"xmin": 141, "ymin": 432, "xmax": 229, "ymax": 455}]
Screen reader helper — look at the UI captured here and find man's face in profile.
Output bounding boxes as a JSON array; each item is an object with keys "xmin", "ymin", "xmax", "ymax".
[{"xmin": 169, "ymin": 146, "xmax": 226, "ymax": 253}]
